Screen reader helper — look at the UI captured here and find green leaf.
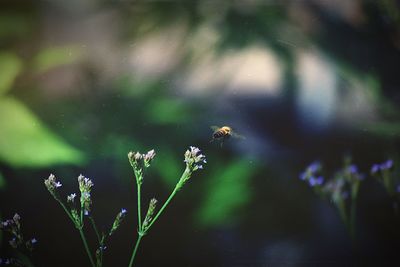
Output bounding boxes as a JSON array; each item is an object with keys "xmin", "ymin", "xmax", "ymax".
[
  {"xmin": 0, "ymin": 97, "xmax": 86, "ymax": 167},
  {"xmin": 0, "ymin": 52, "xmax": 23, "ymax": 95},
  {"xmin": 196, "ymin": 159, "xmax": 256, "ymax": 228},
  {"xmin": 33, "ymin": 46, "xmax": 82, "ymax": 73}
]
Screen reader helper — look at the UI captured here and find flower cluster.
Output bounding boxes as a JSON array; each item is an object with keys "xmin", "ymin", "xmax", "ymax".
[
  {"xmin": 128, "ymin": 149, "xmax": 156, "ymax": 184},
  {"xmin": 371, "ymin": 159, "xmax": 398, "ymax": 196},
  {"xmin": 44, "ymin": 174, "xmax": 62, "ymax": 196},
  {"xmin": 371, "ymin": 159, "xmax": 394, "ymax": 174},
  {"xmin": 142, "ymin": 198, "xmax": 158, "ymax": 230},
  {"xmin": 299, "ymin": 161, "xmax": 324, "ymax": 187},
  {"xmin": 78, "ymin": 174, "xmax": 94, "ymax": 215},
  {"xmin": 0, "ymin": 213, "xmax": 37, "ymax": 253},
  {"xmin": 184, "ymin": 146, "xmax": 207, "ymax": 172},
  {"xmin": 109, "ymin": 208, "xmax": 128, "ymax": 236}
]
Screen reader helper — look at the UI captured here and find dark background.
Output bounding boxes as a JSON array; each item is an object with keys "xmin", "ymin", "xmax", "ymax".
[{"xmin": 1, "ymin": 1, "xmax": 400, "ymax": 266}]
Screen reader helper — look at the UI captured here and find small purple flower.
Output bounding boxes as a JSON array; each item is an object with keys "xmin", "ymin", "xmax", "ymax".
[
  {"xmin": 380, "ymin": 159, "xmax": 394, "ymax": 171},
  {"xmin": 396, "ymin": 184, "xmax": 400, "ymax": 193},
  {"xmin": 308, "ymin": 161, "xmax": 321, "ymax": 173},
  {"xmin": 371, "ymin": 164, "xmax": 380, "ymax": 174},
  {"xmin": 31, "ymin": 238, "xmax": 38, "ymax": 244},
  {"xmin": 347, "ymin": 164, "xmax": 358, "ymax": 174},
  {"xmin": 121, "ymin": 208, "xmax": 127, "ymax": 215},
  {"xmin": 299, "ymin": 172, "xmax": 307, "ymax": 181},
  {"xmin": 309, "ymin": 176, "xmax": 324, "ymax": 186}
]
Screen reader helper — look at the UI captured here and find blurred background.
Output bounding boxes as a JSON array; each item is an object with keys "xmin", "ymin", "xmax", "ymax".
[{"xmin": 1, "ymin": 0, "xmax": 400, "ymax": 266}]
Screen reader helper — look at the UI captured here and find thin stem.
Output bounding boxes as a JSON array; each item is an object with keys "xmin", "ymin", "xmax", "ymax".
[
  {"xmin": 145, "ymin": 168, "xmax": 190, "ymax": 232},
  {"xmin": 137, "ymin": 180, "xmax": 142, "ymax": 231},
  {"xmin": 128, "ymin": 234, "xmax": 143, "ymax": 267},
  {"xmin": 78, "ymin": 228, "xmax": 96, "ymax": 267},
  {"xmin": 349, "ymin": 182, "xmax": 360, "ymax": 241},
  {"xmin": 89, "ymin": 216, "xmax": 101, "ymax": 243}
]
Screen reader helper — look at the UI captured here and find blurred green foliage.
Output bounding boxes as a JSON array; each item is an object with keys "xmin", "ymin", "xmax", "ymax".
[
  {"xmin": 33, "ymin": 46, "xmax": 82, "ymax": 74},
  {"xmin": 196, "ymin": 159, "xmax": 257, "ymax": 228},
  {"xmin": 0, "ymin": 97, "xmax": 85, "ymax": 167},
  {"xmin": 0, "ymin": 53, "xmax": 22, "ymax": 95}
]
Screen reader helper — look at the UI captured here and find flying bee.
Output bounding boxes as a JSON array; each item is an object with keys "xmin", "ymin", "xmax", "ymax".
[{"xmin": 210, "ymin": 125, "xmax": 245, "ymax": 146}]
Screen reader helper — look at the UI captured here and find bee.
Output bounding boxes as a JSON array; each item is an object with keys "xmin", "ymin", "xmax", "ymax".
[{"xmin": 210, "ymin": 125, "xmax": 245, "ymax": 146}]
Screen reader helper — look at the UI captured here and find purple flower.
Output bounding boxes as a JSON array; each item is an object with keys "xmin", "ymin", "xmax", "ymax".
[
  {"xmin": 371, "ymin": 164, "xmax": 380, "ymax": 174},
  {"xmin": 396, "ymin": 184, "xmax": 400, "ymax": 193},
  {"xmin": 347, "ymin": 164, "xmax": 358, "ymax": 174},
  {"xmin": 380, "ymin": 159, "xmax": 394, "ymax": 171},
  {"xmin": 309, "ymin": 176, "xmax": 324, "ymax": 186},
  {"xmin": 121, "ymin": 208, "xmax": 127, "ymax": 215},
  {"xmin": 299, "ymin": 172, "xmax": 307, "ymax": 181},
  {"xmin": 31, "ymin": 238, "xmax": 38, "ymax": 244},
  {"xmin": 184, "ymin": 146, "xmax": 206, "ymax": 171}
]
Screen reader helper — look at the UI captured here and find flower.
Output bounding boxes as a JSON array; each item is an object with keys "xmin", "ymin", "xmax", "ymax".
[
  {"xmin": 143, "ymin": 198, "xmax": 158, "ymax": 230},
  {"xmin": 67, "ymin": 193, "xmax": 77, "ymax": 203},
  {"xmin": 78, "ymin": 175, "xmax": 94, "ymax": 215},
  {"xmin": 44, "ymin": 174, "xmax": 62, "ymax": 194},
  {"xmin": 309, "ymin": 176, "xmax": 324, "ymax": 187},
  {"xmin": 371, "ymin": 159, "xmax": 394, "ymax": 174},
  {"xmin": 380, "ymin": 159, "xmax": 393, "ymax": 171},
  {"xmin": 299, "ymin": 161, "xmax": 324, "ymax": 187},
  {"xmin": 371, "ymin": 164, "xmax": 380, "ymax": 175},
  {"xmin": 184, "ymin": 146, "xmax": 207, "ymax": 172},
  {"xmin": 143, "ymin": 149, "xmax": 156, "ymax": 168},
  {"xmin": 109, "ymin": 208, "xmax": 128, "ymax": 236}
]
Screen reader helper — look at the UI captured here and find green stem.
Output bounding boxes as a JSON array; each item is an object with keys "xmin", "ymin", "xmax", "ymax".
[
  {"xmin": 128, "ymin": 234, "xmax": 143, "ymax": 267},
  {"xmin": 137, "ymin": 181, "xmax": 142, "ymax": 231},
  {"xmin": 336, "ymin": 199, "xmax": 349, "ymax": 231},
  {"xmin": 350, "ymin": 183, "xmax": 359, "ymax": 241},
  {"xmin": 89, "ymin": 217, "xmax": 101, "ymax": 243},
  {"xmin": 79, "ymin": 229, "xmax": 96, "ymax": 267},
  {"xmin": 145, "ymin": 168, "xmax": 190, "ymax": 232}
]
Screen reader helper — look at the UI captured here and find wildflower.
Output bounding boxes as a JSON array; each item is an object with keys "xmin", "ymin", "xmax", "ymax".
[
  {"xmin": 299, "ymin": 161, "xmax": 324, "ymax": 187},
  {"xmin": 143, "ymin": 198, "xmax": 158, "ymax": 230},
  {"xmin": 67, "ymin": 193, "xmax": 77, "ymax": 203},
  {"xmin": 109, "ymin": 208, "xmax": 128, "ymax": 236},
  {"xmin": 78, "ymin": 175, "xmax": 94, "ymax": 215},
  {"xmin": 371, "ymin": 164, "xmax": 380, "ymax": 175},
  {"xmin": 143, "ymin": 149, "xmax": 156, "ymax": 168},
  {"xmin": 13, "ymin": 213, "xmax": 20, "ymax": 224},
  {"xmin": 323, "ymin": 177, "xmax": 347, "ymax": 203},
  {"xmin": 184, "ymin": 146, "xmax": 207, "ymax": 172},
  {"xmin": 128, "ymin": 151, "xmax": 143, "ymax": 167},
  {"xmin": 380, "ymin": 159, "xmax": 393, "ymax": 171},
  {"xmin": 371, "ymin": 159, "xmax": 394, "ymax": 174},
  {"xmin": 44, "ymin": 174, "xmax": 62, "ymax": 194},
  {"xmin": 309, "ymin": 176, "xmax": 324, "ymax": 187}
]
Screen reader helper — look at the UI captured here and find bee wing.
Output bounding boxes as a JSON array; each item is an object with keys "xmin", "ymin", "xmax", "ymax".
[{"xmin": 231, "ymin": 131, "xmax": 246, "ymax": 140}]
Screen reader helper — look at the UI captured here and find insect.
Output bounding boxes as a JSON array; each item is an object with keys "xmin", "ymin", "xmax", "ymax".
[{"xmin": 210, "ymin": 125, "xmax": 245, "ymax": 146}]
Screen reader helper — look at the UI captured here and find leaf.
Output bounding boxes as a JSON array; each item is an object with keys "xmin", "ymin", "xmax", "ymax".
[
  {"xmin": 33, "ymin": 46, "xmax": 82, "ymax": 73},
  {"xmin": 0, "ymin": 52, "xmax": 23, "ymax": 95},
  {"xmin": 0, "ymin": 97, "xmax": 86, "ymax": 167},
  {"xmin": 196, "ymin": 159, "xmax": 256, "ymax": 228}
]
